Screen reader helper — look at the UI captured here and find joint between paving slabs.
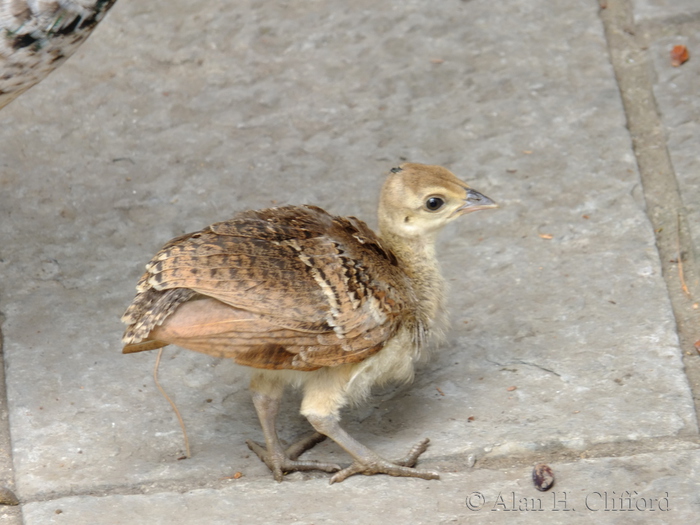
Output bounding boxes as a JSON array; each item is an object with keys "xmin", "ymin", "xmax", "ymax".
[
  {"xmin": 474, "ymin": 434, "xmax": 700, "ymax": 471},
  {"xmin": 0, "ymin": 325, "xmax": 22, "ymax": 516},
  {"xmin": 600, "ymin": 0, "xmax": 700, "ymax": 418}
]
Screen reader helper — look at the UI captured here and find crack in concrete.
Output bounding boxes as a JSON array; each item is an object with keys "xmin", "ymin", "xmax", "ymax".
[
  {"xmin": 14, "ymin": 434, "xmax": 700, "ymax": 505},
  {"xmin": 485, "ymin": 358, "xmax": 562, "ymax": 377}
]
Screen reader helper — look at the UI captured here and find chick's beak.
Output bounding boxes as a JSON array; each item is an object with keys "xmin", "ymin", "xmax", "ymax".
[{"xmin": 455, "ymin": 188, "xmax": 498, "ymax": 215}]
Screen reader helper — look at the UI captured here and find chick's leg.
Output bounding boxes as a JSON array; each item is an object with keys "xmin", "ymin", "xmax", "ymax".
[
  {"xmin": 247, "ymin": 373, "xmax": 341, "ymax": 481},
  {"xmin": 301, "ymin": 371, "xmax": 439, "ymax": 484}
]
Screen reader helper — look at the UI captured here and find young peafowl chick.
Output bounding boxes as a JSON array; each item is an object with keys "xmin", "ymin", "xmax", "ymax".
[{"xmin": 122, "ymin": 163, "xmax": 496, "ymax": 483}]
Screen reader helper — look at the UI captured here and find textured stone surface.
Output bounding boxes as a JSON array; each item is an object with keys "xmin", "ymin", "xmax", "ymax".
[
  {"xmin": 0, "ymin": 337, "xmax": 20, "ymax": 523},
  {"xmin": 631, "ymin": 0, "xmax": 700, "ymax": 22},
  {"xmin": 649, "ymin": 30, "xmax": 700, "ymax": 264},
  {"xmin": 22, "ymin": 448, "xmax": 700, "ymax": 524},
  {"xmin": 0, "ymin": 0, "xmax": 697, "ymax": 520}
]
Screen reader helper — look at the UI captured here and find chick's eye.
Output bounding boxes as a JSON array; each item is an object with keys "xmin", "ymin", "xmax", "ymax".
[{"xmin": 425, "ymin": 196, "xmax": 445, "ymax": 211}]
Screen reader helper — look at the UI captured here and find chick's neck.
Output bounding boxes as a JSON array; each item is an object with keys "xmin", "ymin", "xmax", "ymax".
[{"xmin": 379, "ymin": 230, "xmax": 447, "ymax": 331}]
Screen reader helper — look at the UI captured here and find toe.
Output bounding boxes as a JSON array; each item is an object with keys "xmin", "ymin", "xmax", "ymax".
[
  {"xmin": 286, "ymin": 432, "xmax": 327, "ymax": 460},
  {"xmin": 246, "ymin": 439, "xmax": 268, "ymax": 461},
  {"xmin": 329, "ymin": 459, "xmax": 439, "ymax": 484},
  {"xmin": 247, "ymin": 438, "xmax": 341, "ymax": 479},
  {"xmin": 395, "ymin": 438, "xmax": 431, "ymax": 467}
]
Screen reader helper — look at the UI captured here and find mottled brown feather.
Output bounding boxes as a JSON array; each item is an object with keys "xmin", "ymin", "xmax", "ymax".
[{"xmin": 122, "ymin": 205, "xmax": 416, "ymax": 370}]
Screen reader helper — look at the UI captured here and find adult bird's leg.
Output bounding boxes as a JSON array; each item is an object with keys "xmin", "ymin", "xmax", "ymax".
[{"xmin": 246, "ymin": 374, "xmax": 341, "ymax": 481}]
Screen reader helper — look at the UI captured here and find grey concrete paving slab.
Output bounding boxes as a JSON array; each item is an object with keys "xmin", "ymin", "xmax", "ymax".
[
  {"xmin": 648, "ymin": 29, "xmax": 700, "ymax": 263},
  {"xmin": 21, "ymin": 448, "xmax": 700, "ymax": 524},
  {"xmin": 0, "ymin": 0, "xmax": 696, "ymax": 516},
  {"xmin": 631, "ymin": 0, "xmax": 700, "ymax": 22}
]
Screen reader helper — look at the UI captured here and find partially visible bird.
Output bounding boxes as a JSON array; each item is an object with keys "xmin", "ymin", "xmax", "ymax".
[
  {"xmin": 0, "ymin": 0, "xmax": 117, "ymax": 110},
  {"xmin": 122, "ymin": 163, "xmax": 497, "ymax": 483}
]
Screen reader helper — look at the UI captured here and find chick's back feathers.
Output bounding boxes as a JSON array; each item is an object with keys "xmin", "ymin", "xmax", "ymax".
[{"xmin": 122, "ymin": 205, "xmax": 420, "ymax": 371}]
